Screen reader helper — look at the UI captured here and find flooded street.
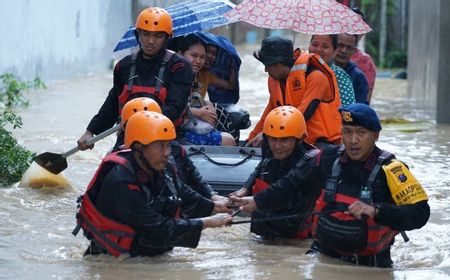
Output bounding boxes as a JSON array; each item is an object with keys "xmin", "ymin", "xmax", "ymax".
[{"xmin": 1, "ymin": 52, "xmax": 450, "ymax": 280}]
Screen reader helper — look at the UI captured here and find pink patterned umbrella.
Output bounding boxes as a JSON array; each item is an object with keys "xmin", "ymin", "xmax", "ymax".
[{"xmin": 224, "ymin": 0, "xmax": 372, "ymax": 35}]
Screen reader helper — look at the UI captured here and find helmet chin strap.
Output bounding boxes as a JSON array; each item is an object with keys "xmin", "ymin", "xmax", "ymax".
[{"xmin": 132, "ymin": 145, "xmax": 158, "ymax": 175}]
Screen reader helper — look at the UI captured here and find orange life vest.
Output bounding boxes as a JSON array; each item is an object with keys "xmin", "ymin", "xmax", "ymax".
[{"xmin": 250, "ymin": 52, "xmax": 342, "ymax": 144}]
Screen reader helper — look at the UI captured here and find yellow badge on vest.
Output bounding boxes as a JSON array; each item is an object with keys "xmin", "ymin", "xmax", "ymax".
[{"xmin": 382, "ymin": 160, "xmax": 428, "ymax": 205}]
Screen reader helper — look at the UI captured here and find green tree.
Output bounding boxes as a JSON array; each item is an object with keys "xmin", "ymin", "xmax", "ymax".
[{"xmin": 0, "ymin": 73, "xmax": 45, "ymax": 186}]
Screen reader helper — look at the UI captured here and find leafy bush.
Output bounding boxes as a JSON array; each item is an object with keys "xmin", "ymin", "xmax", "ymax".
[
  {"xmin": 0, "ymin": 119, "xmax": 35, "ymax": 186},
  {"xmin": 0, "ymin": 73, "xmax": 45, "ymax": 186},
  {"xmin": 384, "ymin": 49, "xmax": 407, "ymax": 69},
  {"xmin": 0, "ymin": 73, "xmax": 45, "ymax": 107}
]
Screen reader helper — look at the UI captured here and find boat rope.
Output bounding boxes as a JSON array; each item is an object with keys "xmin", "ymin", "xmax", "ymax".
[
  {"xmin": 187, "ymin": 146, "xmax": 261, "ymax": 167},
  {"xmin": 230, "ymin": 208, "xmax": 343, "ymax": 225}
]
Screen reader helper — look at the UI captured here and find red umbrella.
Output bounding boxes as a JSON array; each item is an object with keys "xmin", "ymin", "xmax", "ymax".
[{"xmin": 225, "ymin": 0, "xmax": 372, "ymax": 35}]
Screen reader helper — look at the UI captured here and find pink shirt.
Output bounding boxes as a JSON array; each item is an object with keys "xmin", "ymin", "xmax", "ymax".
[{"xmin": 351, "ymin": 48, "xmax": 376, "ymax": 91}]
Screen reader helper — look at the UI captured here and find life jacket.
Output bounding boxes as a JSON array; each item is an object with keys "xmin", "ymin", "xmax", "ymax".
[
  {"xmin": 254, "ymin": 52, "xmax": 342, "ymax": 145},
  {"xmin": 72, "ymin": 151, "xmax": 181, "ymax": 257},
  {"xmin": 251, "ymin": 148, "xmax": 320, "ymax": 239},
  {"xmin": 117, "ymin": 50, "xmax": 184, "ymax": 127},
  {"xmin": 312, "ymin": 147, "xmax": 399, "ymax": 256}
]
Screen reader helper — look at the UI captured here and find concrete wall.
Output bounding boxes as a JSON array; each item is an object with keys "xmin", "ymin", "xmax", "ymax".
[
  {"xmin": 0, "ymin": 0, "xmax": 132, "ymax": 82},
  {"xmin": 408, "ymin": 0, "xmax": 450, "ymax": 123}
]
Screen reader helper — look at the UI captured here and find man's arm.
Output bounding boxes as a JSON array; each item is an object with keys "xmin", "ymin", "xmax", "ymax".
[
  {"xmin": 354, "ymin": 71, "xmax": 369, "ymax": 104},
  {"xmin": 162, "ymin": 58, "xmax": 193, "ymax": 122},
  {"xmin": 104, "ymin": 170, "xmax": 205, "ymax": 249},
  {"xmin": 296, "ymin": 70, "xmax": 331, "ymax": 120},
  {"xmin": 254, "ymin": 152, "xmax": 322, "ymax": 211}
]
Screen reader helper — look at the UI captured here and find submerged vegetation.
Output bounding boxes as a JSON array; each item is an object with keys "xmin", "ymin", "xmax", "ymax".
[{"xmin": 0, "ymin": 73, "xmax": 45, "ymax": 186}]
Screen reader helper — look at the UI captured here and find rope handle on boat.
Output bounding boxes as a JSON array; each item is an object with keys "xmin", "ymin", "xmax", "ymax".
[{"xmin": 187, "ymin": 146, "xmax": 260, "ymax": 167}]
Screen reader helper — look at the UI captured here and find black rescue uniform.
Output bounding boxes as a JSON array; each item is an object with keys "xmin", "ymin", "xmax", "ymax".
[
  {"xmin": 245, "ymin": 143, "xmax": 321, "ymax": 239},
  {"xmin": 86, "ymin": 49, "xmax": 193, "ymax": 143},
  {"xmin": 169, "ymin": 141, "xmax": 217, "ymax": 199},
  {"xmin": 253, "ymin": 145, "xmax": 430, "ymax": 267},
  {"xmin": 111, "ymin": 140, "xmax": 217, "ymax": 199},
  {"xmin": 75, "ymin": 150, "xmax": 213, "ymax": 257}
]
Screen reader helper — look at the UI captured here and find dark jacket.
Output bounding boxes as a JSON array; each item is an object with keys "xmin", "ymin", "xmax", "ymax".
[
  {"xmin": 246, "ymin": 143, "xmax": 321, "ymax": 238},
  {"xmin": 93, "ymin": 151, "xmax": 213, "ymax": 257},
  {"xmin": 343, "ymin": 61, "xmax": 369, "ymax": 105},
  {"xmin": 255, "ymin": 144, "xmax": 430, "ymax": 267},
  {"xmin": 111, "ymin": 140, "xmax": 216, "ymax": 199},
  {"xmin": 169, "ymin": 141, "xmax": 216, "ymax": 199},
  {"xmin": 87, "ymin": 49, "xmax": 193, "ymax": 135}
]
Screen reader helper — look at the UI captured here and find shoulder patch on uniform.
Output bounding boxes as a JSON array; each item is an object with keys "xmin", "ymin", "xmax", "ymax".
[
  {"xmin": 171, "ymin": 62, "xmax": 184, "ymax": 73},
  {"xmin": 382, "ymin": 159, "xmax": 428, "ymax": 205},
  {"xmin": 127, "ymin": 184, "xmax": 141, "ymax": 192}
]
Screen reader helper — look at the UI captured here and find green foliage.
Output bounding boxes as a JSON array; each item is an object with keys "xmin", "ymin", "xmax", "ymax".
[
  {"xmin": 0, "ymin": 73, "xmax": 45, "ymax": 186},
  {"xmin": 359, "ymin": 0, "xmax": 408, "ymax": 69},
  {"xmin": 0, "ymin": 73, "xmax": 45, "ymax": 108},
  {"xmin": 0, "ymin": 124, "xmax": 35, "ymax": 186},
  {"xmin": 384, "ymin": 49, "xmax": 407, "ymax": 68}
]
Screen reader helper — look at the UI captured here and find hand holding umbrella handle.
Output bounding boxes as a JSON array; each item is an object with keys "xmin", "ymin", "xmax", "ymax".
[{"xmin": 61, "ymin": 125, "xmax": 121, "ymax": 159}]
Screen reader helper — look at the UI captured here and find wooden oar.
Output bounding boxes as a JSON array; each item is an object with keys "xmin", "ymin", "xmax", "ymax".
[{"xmin": 33, "ymin": 125, "xmax": 121, "ymax": 174}]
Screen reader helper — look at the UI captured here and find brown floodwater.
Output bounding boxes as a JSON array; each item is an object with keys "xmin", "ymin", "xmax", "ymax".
[{"xmin": 1, "ymin": 52, "xmax": 449, "ymax": 280}]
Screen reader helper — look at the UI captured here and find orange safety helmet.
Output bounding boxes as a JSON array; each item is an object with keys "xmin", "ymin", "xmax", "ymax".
[
  {"xmin": 263, "ymin": 106, "xmax": 307, "ymax": 139},
  {"xmin": 135, "ymin": 7, "xmax": 173, "ymax": 36},
  {"xmin": 121, "ymin": 97, "xmax": 162, "ymax": 126},
  {"xmin": 124, "ymin": 111, "xmax": 176, "ymax": 148}
]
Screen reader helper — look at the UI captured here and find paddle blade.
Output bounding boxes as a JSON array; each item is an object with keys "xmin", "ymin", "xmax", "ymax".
[{"xmin": 33, "ymin": 152, "xmax": 68, "ymax": 174}]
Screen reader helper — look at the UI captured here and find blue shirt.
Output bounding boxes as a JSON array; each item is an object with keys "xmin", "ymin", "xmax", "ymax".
[{"xmin": 343, "ymin": 61, "xmax": 369, "ymax": 104}]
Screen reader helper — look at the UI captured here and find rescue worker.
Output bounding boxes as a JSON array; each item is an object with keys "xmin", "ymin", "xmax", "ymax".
[
  {"xmin": 233, "ymin": 104, "xmax": 430, "ymax": 267},
  {"xmin": 118, "ymin": 97, "xmax": 227, "ymax": 202},
  {"xmin": 247, "ymin": 36, "xmax": 342, "ymax": 149},
  {"xmin": 73, "ymin": 111, "xmax": 232, "ymax": 257},
  {"xmin": 230, "ymin": 106, "xmax": 321, "ymax": 239},
  {"xmin": 77, "ymin": 7, "xmax": 193, "ymax": 151}
]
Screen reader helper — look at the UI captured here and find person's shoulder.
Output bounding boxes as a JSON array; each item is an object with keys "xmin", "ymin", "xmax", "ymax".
[
  {"xmin": 331, "ymin": 64, "xmax": 346, "ymax": 75},
  {"xmin": 114, "ymin": 54, "xmax": 134, "ymax": 72},
  {"xmin": 167, "ymin": 51, "xmax": 192, "ymax": 74},
  {"xmin": 349, "ymin": 61, "xmax": 367, "ymax": 78},
  {"xmin": 306, "ymin": 68, "xmax": 328, "ymax": 80},
  {"xmin": 170, "ymin": 140, "xmax": 186, "ymax": 157}
]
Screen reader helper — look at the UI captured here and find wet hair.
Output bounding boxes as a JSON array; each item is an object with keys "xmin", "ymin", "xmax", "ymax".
[
  {"xmin": 169, "ymin": 34, "xmax": 207, "ymax": 53},
  {"xmin": 310, "ymin": 34, "xmax": 338, "ymax": 50}
]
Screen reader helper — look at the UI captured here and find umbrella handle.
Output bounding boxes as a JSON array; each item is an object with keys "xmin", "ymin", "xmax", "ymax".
[{"xmin": 61, "ymin": 125, "xmax": 121, "ymax": 159}]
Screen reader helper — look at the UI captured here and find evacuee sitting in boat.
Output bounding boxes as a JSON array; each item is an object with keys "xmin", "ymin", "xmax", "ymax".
[
  {"xmin": 184, "ymin": 32, "xmax": 239, "ymax": 104},
  {"xmin": 116, "ymin": 97, "xmax": 228, "ymax": 202},
  {"xmin": 233, "ymin": 104, "xmax": 430, "ymax": 267},
  {"xmin": 308, "ymin": 34, "xmax": 356, "ymax": 106},
  {"xmin": 246, "ymin": 36, "xmax": 342, "ymax": 149},
  {"xmin": 73, "ymin": 110, "xmax": 233, "ymax": 257},
  {"xmin": 173, "ymin": 34, "xmax": 235, "ymax": 146},
  {"xmin": 229, "ymin": 106, "xmax": 321, "ymax": 240}
]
